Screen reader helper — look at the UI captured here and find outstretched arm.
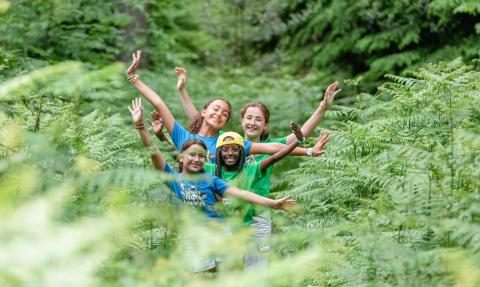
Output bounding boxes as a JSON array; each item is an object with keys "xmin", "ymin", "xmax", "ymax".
[
  {"xmin": 285, "ymin": 81, "xmax": 341, "ymax": 144},
  {"xmin": 251, "ymin": 131, "xmax": 329, "ymax": 157},
  {"xmin": 127, "ymin": 50, "xmax": 175, "ymax": 134},
  {"xmin": 224, "ymin": 187, "xmax": 296, "ymax": 211},
  {"xmin": 260, "ymin": 121, "xmax": 303, "ymax": 171},
  {"xmin": 128, "ymin": 98, "xmax": 166, "ymax": 171},
  {"xmin": 176, "ymin": 67, "xmax": 200, "ymax": 121}
]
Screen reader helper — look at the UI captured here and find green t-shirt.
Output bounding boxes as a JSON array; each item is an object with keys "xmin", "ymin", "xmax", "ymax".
[
  {"xmin": 204, "ymin": 162, "xmax": 263, "ymax": 193},
  {"xmin": 243, "ymin": 137, "xmax": 287, "ymax": 225}
]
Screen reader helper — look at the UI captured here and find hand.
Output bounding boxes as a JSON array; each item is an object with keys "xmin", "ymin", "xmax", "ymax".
[
  {"xmin": 290, "ymin": 121, "xmax": 304, "ymax": 142},
  {"xmin": 127, "ymin": 50, "xmax": 141, "ymax": 77},
  {"xmin": 320, "ymin": 81, "xmax": 341, "ymax": 109},
  {"xmin": 175, "ymin": 67, "xmax": 187, "ymax": 91},
  {"xmin": 311, "ymin": 131, "xmax": 330, "ymax": 157},
  {"xmin": 150, "ymin": 111, "xmax": 164, "ymax": 134},
  {"xmin": 272, "ymin": 196, "xmax": 297, "ymax": 211},
  {"xmin": 128, "ymin": 98, "xmax": 144, "ymax": 124}
]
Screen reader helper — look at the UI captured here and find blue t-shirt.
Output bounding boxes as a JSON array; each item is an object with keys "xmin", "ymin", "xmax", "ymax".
[
  {"xmin": 170, "ymin": 121, "xmax": 252, "ymax": 163},
  {"xmin": 164, "ymin": 163, "xmax": 230, "ymax": 218}
]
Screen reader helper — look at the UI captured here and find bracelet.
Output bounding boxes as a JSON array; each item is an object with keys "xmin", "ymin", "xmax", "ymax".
[
  {"xmin": 306, "ymin": 148, "xmax": 313, "ymax": 157},
  {"xmin": 135, "ymin": 123, "xmax": 145, "ymax": 130},
  {"xmin": 296, "ymin": 137, "xmax": 306, "ymax": 145},
  {"xmin": 319, "ymin": 101, "xmax": 327, "ymax": 110},
  {"xmin": 127, "ymin": 74, "xmax": 140, "ymax": 84}
]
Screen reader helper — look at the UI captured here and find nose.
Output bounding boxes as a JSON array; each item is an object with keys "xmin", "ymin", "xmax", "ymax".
[{"xmin": 248, "ymin": 118, "xmax": 255, "ymax": 124}]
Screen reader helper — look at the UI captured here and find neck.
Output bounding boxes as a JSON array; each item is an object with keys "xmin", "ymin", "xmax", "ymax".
[
  {"xmin": 223, "ymin": 164, "xmax": 237, "ymax": 172},
  {"xmin": 244, "ymin": 133, "xmax": 261, "ymax": 143},
  {"xmin": 181, "ymin": 169, "xmax": 199, "ymax": 175},
  {"xmin": 198, "ymin": 123, "xmax": 219, "ymax": 137}
]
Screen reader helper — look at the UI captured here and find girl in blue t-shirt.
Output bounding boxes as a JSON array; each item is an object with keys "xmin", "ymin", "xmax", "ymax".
[
  {"xmin": 128, "ymin": 98, "xmax": 296, "ymax": 219},
  {"xmin": 126, "ymin": 50, "xmax": 315, "ymax": 162}
]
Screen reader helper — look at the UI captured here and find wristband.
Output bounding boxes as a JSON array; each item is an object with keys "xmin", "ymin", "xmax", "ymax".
[
  {"xmin": 296, "ymin": 137, "xmax": 306, "ymax": 145},
  {"xmin": 135, "ymin": 123, "xmax": 145, "ymax": 130},
  {"xmin": 128, "ymin": 74, "xmax": 140, "ymax": 84},
  {"xmin": 306, "ymin": 148, "xmax": 313, "ymax": 157},
  {"xmin": 320, "ymin": 101, "xmax": 327, "ymax": 110}
]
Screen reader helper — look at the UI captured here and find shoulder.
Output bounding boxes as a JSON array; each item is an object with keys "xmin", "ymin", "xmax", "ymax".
[{"xmin": 204, "ymin": 163, "xmax": 217, "ymax": 175}]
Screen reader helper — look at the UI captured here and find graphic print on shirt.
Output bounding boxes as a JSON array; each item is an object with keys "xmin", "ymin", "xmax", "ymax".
[
  {"xmin": 245, "ymin": 154, "xmax": 256, "ymax": 164},
  {"xmin": 179, "ymin": 182, "xmax": 207, "ymax": 207}
]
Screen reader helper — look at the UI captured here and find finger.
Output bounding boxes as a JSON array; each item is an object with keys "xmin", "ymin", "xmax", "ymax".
[
  {"xmin": 286, "ymin": 199, "xmax": 297, "ymax": 205},
  {"xmin": 138, "ymin": 98, "xmax": 142, "ymax": 108},
  {"xmin": 333, "ymin": 89, "xmax": 342, "ymax": 97},
  {"xmin": 132, "ymin": 99, "xmax": 135, "ymax": 109},
  {"xmin": 128, "ymin": 106, "xmax": 133, "ymax": 114},
  {"xmin": 132, "ymin": 53, "xmax": 135, "ymax": 61}
]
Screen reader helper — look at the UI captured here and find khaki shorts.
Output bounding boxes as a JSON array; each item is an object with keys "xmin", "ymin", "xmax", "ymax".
[{"xmin": 244, "ymin": 212, "xmax": 272, "ymax": 268}]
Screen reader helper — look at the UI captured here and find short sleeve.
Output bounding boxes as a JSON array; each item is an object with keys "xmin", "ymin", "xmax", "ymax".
[
  {"xmin": 213, "ymin": 176, "xmax": 229, "ymax": 196},
  {"xmin": 163, "ymin": 163, "xmax": 176, "ymax": 174},
  {"xmin": 204, "ymin": 163, "xmax": 217, "ymax": 175},
  {"xmin": 279, "ymin": 136, "xmax": 287, "ymax": 144},
  {"xmin": 244, "ymin": 139, "xmax": 252, "ymax": 156},
  {"xmin": 170, "ymin": 121, "xmax": 191, "ymax": 151}
]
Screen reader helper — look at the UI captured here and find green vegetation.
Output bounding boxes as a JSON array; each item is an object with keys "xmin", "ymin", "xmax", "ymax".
[{"xmin": 1, "ymin": 1, "xmax": 479, "ymax": 286}]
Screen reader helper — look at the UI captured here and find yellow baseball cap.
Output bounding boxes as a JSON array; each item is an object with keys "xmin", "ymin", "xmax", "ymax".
[{"xmin": 216, "ymin": 131, "xmax": 244, "ymax": 148}]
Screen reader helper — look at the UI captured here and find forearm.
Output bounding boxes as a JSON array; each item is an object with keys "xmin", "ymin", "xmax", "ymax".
[
  {"xmin": 285, "ymin": 106, "xmax": 327, "ymax": 144},
  {"xmin": 225, "ymin": 187, "xmax": 275, "ymax": 208},
  {"xmin": 260, "ymin": 141, "xmax": 298, "ymax": 170},
  {"xmin": 178, "ymin": 89, "xmax": 200, "ymax": 121},
  {"xmin": 131, "ymin": 80, "xmax": 175, "ymax": 133},
  {"xmin": 137, "ymin": 127, "xmax": 166, "ymax": 170}
]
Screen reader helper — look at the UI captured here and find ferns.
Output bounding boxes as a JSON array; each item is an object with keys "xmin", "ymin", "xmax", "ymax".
[{"xmin": 274, "ymin": 59, "xmax": 480, "ymax": 285}]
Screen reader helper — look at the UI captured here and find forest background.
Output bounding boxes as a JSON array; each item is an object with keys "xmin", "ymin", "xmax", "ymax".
[{"xmin": 1, "ymin": 1, "xmax": 480, "ymax": 286}]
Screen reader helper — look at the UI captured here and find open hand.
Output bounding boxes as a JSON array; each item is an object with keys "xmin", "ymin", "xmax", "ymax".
[
  {"xmin": 128, "ymin": 98, "xmax": 144, "ymax": 124},
  {"xmin": 175, "ymin": 67, "xmax": 187, "ymax": 91},
  {"xmin": 320, "ymin": 81, "xmax": 341, "ymax": 109},
  {"xmin": 311, "ymin": 131, "xmax": 330, "ymax": 157},
  {"xmin": 290, "ymin": 121, "xmax": 304, "ymax": 142},
  {"xmin": 150, "ymin": 111, "xmax": 164, "ymax": 134},
  {"xmin": 272, "ymin": 196, "xmax": 297, "ymax": 211},
  {"xmin": 127, "ymin": 50, "xmax": 141, "ymax": 76}
]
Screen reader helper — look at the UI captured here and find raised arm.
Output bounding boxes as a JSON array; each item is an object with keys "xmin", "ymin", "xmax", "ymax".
[
  {"xmin": 285, "ymin": 81, "xmax": 341, "ymax": 144},
  {"xmin": 128, "ymin": 98, "xmax": 166, "ymax": 171},
  {"xmin": 127, "ymin": 50, "xmax": 175, "ymax": 134},
  {"xmin": 224, "ymin": 187, "xmax": 296, "ymax": 211},
  {"xmin": 260, "ymin": 122, "xmax": 303, "ymax": 171},
  {"xmin": 175, "ymin": 67, "xmax": 200, "ymax": 121}
]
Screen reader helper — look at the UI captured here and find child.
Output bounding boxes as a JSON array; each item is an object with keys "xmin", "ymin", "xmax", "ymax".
[{"xmin": 126, "ymin": 50, "xmax": 320, "ymax": 162}]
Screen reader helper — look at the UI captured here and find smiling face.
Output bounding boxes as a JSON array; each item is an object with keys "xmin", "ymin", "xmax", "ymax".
[
  {"xmin": 201, "ymin": 99, "xmax": 231, "ymax": 130},
  {"xmin": 219, "ymin": 143, "xmax": 241, "ymax": 167},
  {"xmin": 180, "ymin": 144, "xmax": 207, "ymax": 174},
  {"xmin": 241, "ymin": 106, "xmax": 268, "ymax": 141}
]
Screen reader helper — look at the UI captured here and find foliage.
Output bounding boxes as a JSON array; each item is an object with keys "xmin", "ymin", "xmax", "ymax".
[
  {"xmin": 277, "ymin": 58, "xmax": 480, "ymax": 285},
  {"xmin": 1, "ymin": 1, "xmax": 480, "ymax": 286},
  {"xmin": 197, "ymin": 0, "xmax": 480, "ymax": 87}
]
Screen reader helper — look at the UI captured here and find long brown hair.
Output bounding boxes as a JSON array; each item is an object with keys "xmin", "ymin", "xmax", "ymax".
[
  {"xmin": 189, "ymin": 98, "xmax": 232, "ymax": 134},
  {"xmin": 240, "ymin": 102, "xmax": 270, "ymax": 141},
  {"xmin": 179, "ymin": 139, "xmax": 207, "ymax": 172}
]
